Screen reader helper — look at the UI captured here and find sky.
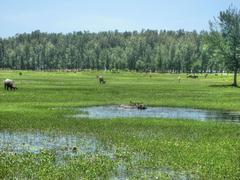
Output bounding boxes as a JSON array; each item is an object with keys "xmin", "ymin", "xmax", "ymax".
[{"xmin": 0, "ymin": 0, "xmax": 239, "ymax": 38}]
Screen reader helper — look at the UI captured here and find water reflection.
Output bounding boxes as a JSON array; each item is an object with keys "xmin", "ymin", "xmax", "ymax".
[{"xmin": 76, "ymin": 106, "xmax": 240, "ymax": 122}]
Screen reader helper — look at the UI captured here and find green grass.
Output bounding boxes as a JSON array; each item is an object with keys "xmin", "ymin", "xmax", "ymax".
[{"xmin": 0, "ymin": 70, "xmax": 239, "ymax": 179}]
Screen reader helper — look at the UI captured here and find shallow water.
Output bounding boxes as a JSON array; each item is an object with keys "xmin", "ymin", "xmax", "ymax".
[
  {"xmin": 0, "ymin": 131, "xmax": 196, "ymax": 179},
  {"xmin": 76, "ymin": 105, "xmax": 240, "ymax": 122},
  {"xmin": 0, "ymin": 131, "xmax": 114, "ymax": 158}
]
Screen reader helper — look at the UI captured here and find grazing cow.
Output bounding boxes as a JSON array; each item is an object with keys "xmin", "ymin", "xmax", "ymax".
[
  {"xmin": 187, "ymin": 74, "xmax": 198, "ymax": 79},
  {"xmin": 97, "ymin": 75, "xmax": 106, "ymax": 84},
  {"xmin": 120, "ymin": 103, "xmax": 146, "ymax": 110},
  {"xmin": 137, "ymin": 104, "xmax": 146, "ymax": 110},
  {"xmin": 130, "ymin": 101, "xmax": 147, "ymax": 109},
  {"xmin": 192, "ymin": 75, "xmax": 198, "ymax": 79},
  {"xmin": 4, "ymin": 79, "xmax": 17, "ymax": 90},
  {"xmin": 178, "ymin": 76, "xmax": 181, "ymax": 83}
]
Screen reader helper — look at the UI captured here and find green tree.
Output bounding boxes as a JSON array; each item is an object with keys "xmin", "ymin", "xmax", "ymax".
[{"xmin": 210, "ymin": 7, "xmax": 240, "ymax": 86}]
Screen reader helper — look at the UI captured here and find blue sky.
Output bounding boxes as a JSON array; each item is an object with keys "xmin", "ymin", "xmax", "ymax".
[{"xmin": 0, "ymin": 0, "xmax": 239, "ymax": 37}]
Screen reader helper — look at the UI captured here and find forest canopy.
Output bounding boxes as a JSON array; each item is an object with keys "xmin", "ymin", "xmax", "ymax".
[{"xmin": 0, "ymin": 29, "xmax": 224, "ymax": 73}]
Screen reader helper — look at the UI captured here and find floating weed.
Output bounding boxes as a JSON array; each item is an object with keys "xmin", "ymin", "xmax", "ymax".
[
  {"xmin": 112, "ymin": 160, "xmax": 198, "ymax": 180},
  {"xmin": 0, "ymin": 131, "xmax": 115, "ymax": 163},
  {"xmin": 134, "ymin": 167, "xmax": 197, "ymax": 180},
  {"xmin": 0, "ymin": 130, "xmax": 196, "ymax": 180}
]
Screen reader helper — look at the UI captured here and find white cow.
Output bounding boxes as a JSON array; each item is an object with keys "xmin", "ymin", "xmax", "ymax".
[{"xmin": 4, "ymin": 79, "xmax": 17, "ymax": 90}]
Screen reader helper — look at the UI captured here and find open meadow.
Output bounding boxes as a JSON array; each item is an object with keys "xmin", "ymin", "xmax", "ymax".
[{"xmin": 0, "ymin": 70, "xmax": 239, "ymax": 179}]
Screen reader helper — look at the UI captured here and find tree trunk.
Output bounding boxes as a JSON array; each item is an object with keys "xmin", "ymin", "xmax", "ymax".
[{"xmin": 233, "ymin": 68, "xmax": 238, "ymax": 86}]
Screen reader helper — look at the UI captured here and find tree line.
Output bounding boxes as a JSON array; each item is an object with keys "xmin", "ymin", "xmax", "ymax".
[
  {"xmin": 0, "ymin": 29, "xmax": 223, "ymax": 73},
  {"xmin": 0, "ymin": 7, "xmax": 239, "ymax": 85}
]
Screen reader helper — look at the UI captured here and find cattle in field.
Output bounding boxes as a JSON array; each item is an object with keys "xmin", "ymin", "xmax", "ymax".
[
  {"xmin": 120, "ymin": 101, "xmax": 147, "ymax": 110},
  {"xmin": 187, "ymin": 74, "xmax": 198, "ymax": 79},
  {"xmin": 4, "ymin": 79, "xmax": 17, "ymax": 90},
  {"xmin": 97, "ymin": 75, "xmax": 106, "ymax": 84}
]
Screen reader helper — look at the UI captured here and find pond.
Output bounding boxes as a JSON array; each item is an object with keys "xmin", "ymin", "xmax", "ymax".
[
  {"xmin": 76, "ymin": 105, "xmax": 240, "ymax": 122},
  {"xmin": 0, "ymin": 131, "xmax": 114, "ymax": 160}
]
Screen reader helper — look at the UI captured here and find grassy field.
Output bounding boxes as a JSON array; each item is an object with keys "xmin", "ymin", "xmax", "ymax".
[{"xmin": 0, "ymin": 70, "xmax": 239, "ymax": 179}]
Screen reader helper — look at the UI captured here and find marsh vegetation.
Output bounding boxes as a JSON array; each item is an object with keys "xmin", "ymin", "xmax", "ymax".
[{"xmin": 0, "ymin": 70, "xmax": 239, "ymax": 179}]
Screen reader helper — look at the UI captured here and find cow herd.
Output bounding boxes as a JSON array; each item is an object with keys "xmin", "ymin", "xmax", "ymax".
[
  {"xmin": 2, "ymin": 75, "xmax": 106, "ymax": 91},
  {"xmin": 3, "ymin": 73, "xmax": 207, "ymax": 91}
]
